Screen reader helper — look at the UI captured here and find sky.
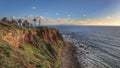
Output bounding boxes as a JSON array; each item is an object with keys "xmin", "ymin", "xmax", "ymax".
[{"xmin": 0, "ymin": 0, "xmax": 120, "ymax": 26}]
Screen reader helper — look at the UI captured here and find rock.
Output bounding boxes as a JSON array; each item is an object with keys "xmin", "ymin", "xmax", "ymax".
[{"xmin": 0, "ymin": 27, "xmax": 65, "ymax": 47}]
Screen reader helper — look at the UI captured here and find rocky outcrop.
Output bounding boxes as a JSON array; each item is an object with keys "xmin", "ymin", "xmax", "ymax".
[
  {"xmin": 1, "ymin": 29, "xmax": 35, "ymax": 47},
  {"xmin": 0, "ymin": 20, "xmax": 65, "ymax": 68},
  {"xmin": 0, "ymin": 27, "xmax": 65, "ymax": 47},
  {"xmin": 37, "ymin": 28, "xmax": 64, "ymax": 46}
]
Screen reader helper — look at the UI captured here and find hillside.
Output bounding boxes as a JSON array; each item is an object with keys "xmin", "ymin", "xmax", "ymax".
[{"xmin": 0, "ymin": 21, "xmax": 65, "ymax": 68}]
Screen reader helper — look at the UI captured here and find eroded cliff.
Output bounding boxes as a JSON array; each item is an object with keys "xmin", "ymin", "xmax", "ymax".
[{"xmin": 0, "ymin": 24, "xmax": 65, "ymax": 68}]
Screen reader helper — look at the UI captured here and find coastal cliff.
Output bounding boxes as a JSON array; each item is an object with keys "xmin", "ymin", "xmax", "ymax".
[
  {"xmin": 0, "ymin": 22, "xmax": 65, "ymax": 68},
  {"xmin": 0, "ymin": 27, "xmax": 64, "ymax": 47}
]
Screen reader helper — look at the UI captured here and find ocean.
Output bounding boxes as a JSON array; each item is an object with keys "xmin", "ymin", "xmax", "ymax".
[{"xmin": 48, "ymin": 26, "xmax": 120, "ymax": 68}]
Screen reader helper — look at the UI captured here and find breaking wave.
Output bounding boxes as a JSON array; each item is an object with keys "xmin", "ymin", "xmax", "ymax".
[{"xmin": 48, "ymin": 26, "xmax": 120, "ymax": 68}]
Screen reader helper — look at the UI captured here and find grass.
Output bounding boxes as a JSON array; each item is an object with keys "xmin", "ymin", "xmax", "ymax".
[
  {"xmin": 17, "ymin": 36, "xmax": 62, "ymax": 68},
  {"xmin": 0, "ymin": 40, "xmax": 14, "ymax": 57},
  {"xmin": 55, "ymin": 60, "xmax": 62, "ymax": 68},
  {"xmin": 0, "ymin": 26, "xmax": 63, "ymax": 68}
]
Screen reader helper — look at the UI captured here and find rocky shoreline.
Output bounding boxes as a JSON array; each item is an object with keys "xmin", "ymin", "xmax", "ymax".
[{"xmin": 60, "ymin": 42, "xmax": 81, "ymax": 68}]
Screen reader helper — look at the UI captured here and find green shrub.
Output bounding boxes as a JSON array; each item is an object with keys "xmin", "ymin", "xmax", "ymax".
[
  {"xmin": 36, "ymin": 64, "xmax": 42, "ymax": 68},
  {"xmin": 19, "ymin": 45, "xmax": 25, "ymax": 50}
]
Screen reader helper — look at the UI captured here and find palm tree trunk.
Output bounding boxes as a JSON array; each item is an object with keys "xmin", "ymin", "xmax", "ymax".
[
  {"xmin": 39, "ymin": 22, "xmax": 40, "ymax": 27},
  {"xmin": 34, "ymin": 21, "xmax": 35, "ymax": 27}
]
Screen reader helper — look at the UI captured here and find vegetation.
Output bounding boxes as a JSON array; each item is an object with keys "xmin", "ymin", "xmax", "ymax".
[
  {"xmin": 0, "ymin": 17, "xmax": 64, "ymax": 68},
  {"xmin": 0, "ymin": 17, "xmax": 41, "ymax": 28},
  {"xmin": 33, "ymin": 18, "xmax": 37, "ymax": 27},
  {"xmin": 1, "ymin": 17, "xmax": 8, "ymax": 22},
  {"xmin": 18, "ymin": 19, "xmax": 22, "ymax": 27},
  {"xmin": 0, "ymin": 35, "xmax": 62, "ymax": 68},
  {"xmin": 39, "ymin": 19, "xmax": 41, "ymax": 27}
]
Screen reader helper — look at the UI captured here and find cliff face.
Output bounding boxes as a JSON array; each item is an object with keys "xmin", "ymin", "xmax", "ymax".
[
  {"xmin": 0, "ymin": 26, "xmax": 64, "ymax": 68},
  {"xmin": 0, "ymin": 27, "xmax": 64, "ymax": 47},
  {"xmin": 37, "ymin": 28, "xmax": 64, "ymax": 46},
  {"xmin": 1, "ymin": 29, "xmax": 36, "ymax": 47}
]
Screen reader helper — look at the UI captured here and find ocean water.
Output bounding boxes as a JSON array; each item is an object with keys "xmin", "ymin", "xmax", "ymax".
[{"xmin": 48, "ymin": 26, "xmax": 120, "ymax": 68}]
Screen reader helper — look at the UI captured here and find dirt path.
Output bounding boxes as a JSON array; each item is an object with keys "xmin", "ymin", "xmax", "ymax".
[{"xmin": 60, "ymin": 43, "xmax": 81, "ymax": 68}]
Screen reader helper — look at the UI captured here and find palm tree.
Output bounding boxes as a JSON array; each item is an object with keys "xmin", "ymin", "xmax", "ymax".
[
  {"xmin": 2, "ymin": 17, "xmax": 8, "ymax": 22},
  {"xmin": 18, "ymin": 19, "xmax": 22, "ymax": 27},
  {"xmin": 30, "ymin": 23, "xmax": 33, "ymax": 27},
  {"xmin": 23, "ymin": 20, "xmax": 29, "ymax": 27},
  {"xmin": 22, "ymin": 22, "xmax": 25, "ymax": 27},
  {"xmin": 39, "ymin": 18, "xmax": 41, "ymax": 27},
  {"xmin": 33, "ymin": 18, "xmax": 37, "ymax": 27},
  {"xmin": 11, "ymin": 19, "xmax": 17, "ymax": 25}
]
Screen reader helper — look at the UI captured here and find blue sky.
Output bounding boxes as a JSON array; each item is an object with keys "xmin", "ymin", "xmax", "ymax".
[{"xmin": 0, "ymin": 0, "xmax": 120, "ymax": 25}]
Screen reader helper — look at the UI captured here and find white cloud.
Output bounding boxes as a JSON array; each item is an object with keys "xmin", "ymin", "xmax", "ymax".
[
  {"xmin": 11, "ymin": 16, "xmax": 17, "ymax": 19},
  {"xmin": 39, "ymin": 16, "xmax": 44, "ymax": 20},
  {"xmin": 32, "ymin": 6, "xmax": 37, "ymax": 10},
  {"xmin": 21, "ymin": 15, "xmax": 120, "ymax": 26},
  {"xmin": 83, "ymin": 14, "xmax": 87, "ymax": 16},
  {"xmin": 87, "ymin": 19, "xmax": 91, "ymax": 21},
  {"xmin": 106, "ymin": 16, "xmax": 111, "ymax": 19},
  {"xmin": 56, "ymin": 13, "xmax": 59, "ymax": 15},
  {"xmin": 67, "ymin": 17, "xmax": 71, "ymax": 20},
  {"xmin": 67, "ymin": 14, "xmax": 71, "ymax": 19}
]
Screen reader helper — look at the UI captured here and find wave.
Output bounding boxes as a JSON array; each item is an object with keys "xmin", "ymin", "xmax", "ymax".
[
  {"xmin": 63, "ymin": 33, "xmax": 120, "ymax": 68},
  {"xmin": 50, "ymin": 26, "xmax": 120, "ymax": 68}
]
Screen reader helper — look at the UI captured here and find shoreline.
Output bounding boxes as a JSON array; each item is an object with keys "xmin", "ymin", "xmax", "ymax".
[{"xmin": 60, "ymin": 42, "xmax": 81, "ymax": 68}]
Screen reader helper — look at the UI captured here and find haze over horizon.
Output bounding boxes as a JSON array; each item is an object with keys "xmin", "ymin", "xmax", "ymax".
[{"xmin": 0, "ymin": 0, "xmax": 120, "ymax": 26}]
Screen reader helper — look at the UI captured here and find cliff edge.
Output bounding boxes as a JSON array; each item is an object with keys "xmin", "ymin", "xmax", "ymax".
[{"xmin": 0, "ymin": 22, "xmax": 65, "ymax": 68}]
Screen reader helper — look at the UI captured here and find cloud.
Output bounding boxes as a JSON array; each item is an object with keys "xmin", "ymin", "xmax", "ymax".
[
  {"xmin": 56, "ymin": 13, "xmax": 59, "ymax": 15},
  {"xmin": 20, "ymin": 15, "xmax": 120, "ymax": 26},
  {"xmin": 39, "ymin": 16, "xmax": 44, "ymax": 20},
  {"xmin": 43, "ymin": 18, "xmax": 87, "ymax": 25},
  {"xmin": 86, "ymin": 19, "xmax": 91, "ymax": 21},
  {"xmin": 106, "ymin": 16, "xmax": 111, "ymax": 19},
  {"xmin": 43, "ymin": 17, "xmax": 113, "ymax": 26},
  {"xmin": 83, "ymin": 14, "xmax": 87, "ymax": 16},
  {"xmin": 32, "ymin": 6, "xmax": 37, "ymax": 10}
]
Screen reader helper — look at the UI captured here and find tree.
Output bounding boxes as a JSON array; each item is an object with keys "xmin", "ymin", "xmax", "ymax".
[
  {"xmin": 23, "ymin": 20, "xmax": 29, "ymax": 27},
  {"xmin": 26, "ymin": 22, "xmax": 30, "ymax": 27},
  {"xmin": 33, "ymin": 18, "xmax": 37, "ymax": 27},
  {"xmin": 22, "ymin": 22, "xmax": 25, "ymax": 27},
  {"xmin": 39, "ymin": 19, "xmax": 41, "ymax": 27},
  {"xmin": 2, "ymin": 17, "xmax": 8, "ymax": 22},
  {"xmin": 11, "ymin": 19, "xmax": 17, "ymax": 25},
  {"xmin": 30, "ymin": 23, "xmax": 33, "ymax": 27},
  {"xmin": 18, "ymin": 19, "xmax": 22, "ymax": 27}
]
